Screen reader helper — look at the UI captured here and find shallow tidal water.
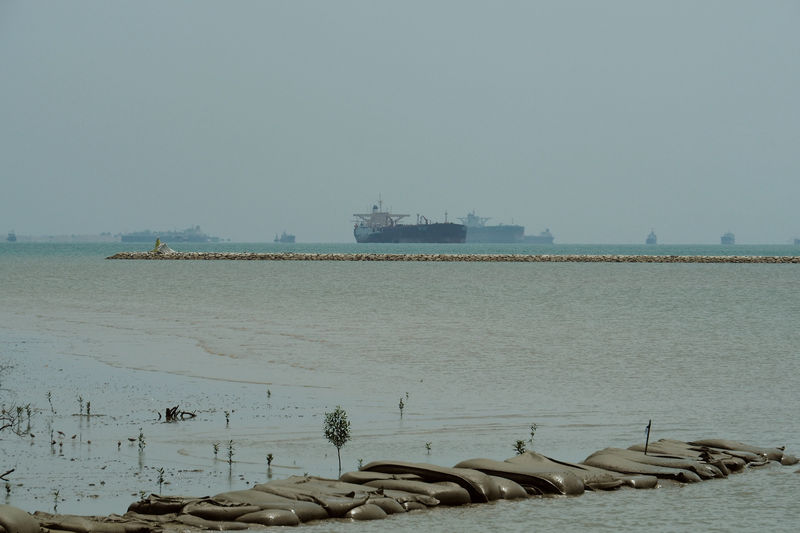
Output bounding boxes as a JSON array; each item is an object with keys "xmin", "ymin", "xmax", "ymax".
[{"xmin": 1, "ymin": 242, "xmax": 799, "ymax": 531}]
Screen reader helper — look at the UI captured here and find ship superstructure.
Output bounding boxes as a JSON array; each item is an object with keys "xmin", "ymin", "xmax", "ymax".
[
  {"xmin": 274, "ymin": 231, "xmax": 296, "ymax": 243},
  {"xmin": 646, "ymin": 230, "xmax": 657, "ymax": 245},
  {"xmin": 458, "ymin": 211, "xmax": 524, "ymax": 243},
  {"xmin": 353, "ymin": 200, "xmax": 465, "ymax": 243}
]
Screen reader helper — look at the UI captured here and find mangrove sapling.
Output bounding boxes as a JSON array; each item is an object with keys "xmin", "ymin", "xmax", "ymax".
[
  {"xmin": 323, "ymin": 405, "xmax": 351, "ymax": 475},
  {"xmin": 227, "ymin": 439, "xmax": 235, "ymax": 467},
  {"xmin": 213, "ymin": 442, "xmax": 220, "ymax": 458},
  {"xmin": 266, "ymin": 453, "xmax": 273, "ymax": 467},
  {"xmin": 138, "ymin": 429, "xmax": 146, "ymax": 452},
  {"xmin": 157, "ymin": 467, "xmax": 165, "ymax": 494},
  {"xmin": 47, "ymin": 391, "xmax": 55, "ymax": 414},
  {"xmin": 0, "ymin": 359, "xmax": 10, "ymax": 388},
  {"xmin": 514, "ymin": 440, "xmax": 527, "ymax": 455},
  {"xmin": 224, "ymin": 410, "xmax": 231, "ymax": 427},
  {"xmin": 425, "ymin": 442, "xmax": 432, "ymax": 454},
  {"xmin": 398, "ymin": 398, "xmax": 405, "ymax": 418},
  {"xmin": 0, "ymin": 407, "xmax": 15, "ymax": 434},
  {"xmin": 78, "ymin": 396, "xmax": 83, "ymax": 416},
  {"xmin": 529, "ymin": 423, "xmax": 537, "ymax": 446}
]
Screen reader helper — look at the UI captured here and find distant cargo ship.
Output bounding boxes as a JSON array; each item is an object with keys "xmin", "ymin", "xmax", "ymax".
[
  {"xmin": 458, "ymin": 212, "xmax": 524, "ymax": 243},
  {"xmin": 7, "ymin": 231, "xmax": 16, "ymax": 242},
  {"xmin": 353, "ymin": 201, "xmax": 466, "ymax": 243},
  {"xmin": 721, "ymin": 232, "xmax": 735, "ymax": 245},
  {"xmin": 646, "ymin": 230, "xmax": 657, "ymax": 245},
  {"xmin": 120, "ymin": 225, "xmax": 220, "ymax": 243},
  {"xmin": 523, "ymin": 229, "xmax": 555, "ymax": 244},
  {"xmin": 274, "ymin": 231, "xmax": 296, "ymax": 243}
]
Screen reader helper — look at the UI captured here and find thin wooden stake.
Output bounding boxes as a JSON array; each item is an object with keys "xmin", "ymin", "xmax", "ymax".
[{"xmin": 644, "ymin": 419, "xmax": 652, "ymax": 455}]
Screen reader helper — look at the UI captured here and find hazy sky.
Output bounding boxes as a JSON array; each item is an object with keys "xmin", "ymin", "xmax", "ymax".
[{"xmin": 2, "ymin": 1, "xmax": 798, "ymax": 243}]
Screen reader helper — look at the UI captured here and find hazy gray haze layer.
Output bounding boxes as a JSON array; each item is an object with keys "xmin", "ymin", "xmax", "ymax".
[{"xmin": 1, "ymin": 1, "xmax": 798, "ymax": 243}]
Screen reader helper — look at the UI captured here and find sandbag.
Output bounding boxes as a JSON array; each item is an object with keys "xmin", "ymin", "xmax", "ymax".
[
  {"xmin": 628, "ymin": 439, "xmax": 745, "ymax": 472},
  {"xmin": 181, "ymin": 501, "xmax": 261, "ymax": 521},
  {"xmin": 174, "ymin": 514, "xmax": 249, "ymax": 530},
  {"xmin": 267, "ymin": 476, "xmax": 378, "ymax": 499},
  {"xmin": 0, "ymin": 506, "xmax": 40, "ymax": 533},
  {"xmin": 340, "ymin": 471, "xmax": 421, "ymax": 484},
  {"xmin": 360, "ymin": 461, "xmax": 500, "ymax": 502},
  {"xmin": 454, "ymin": 458, "xmax": 585, "ymax": 496},
  {"xmin": 489, "ymin": 475, "xmax": 528, "ymax": 499},
  {"xmin": 689, "ymin": 439, "xmax": 798, "ymax": 465},
  {"xmin": 213, "ymin": 490, "xmax": 328, "ymax": 523},
  {"xmin": 402, "ymin": 501, "xmax": 427, "ymax": 512},
  {"xmin": 505, "ymin": 451, "xmax": 625, "ymax": 491},
  {"xmin": 31, "ymin": 514, "xmax": 127, "ymax": 533},
  {"xmin": 365, "ymin": 496, "xmax": 406, "ymax": 514},
  {"xmin": 235, "ymin": 509, "xmax": 300, "ymax": 527},
  {"xmin": 379, "ymin": 489, "xmax": 439, "ymax": 507},
  {"xmin": 365, "ymin": 479, "xmax": 470, "ymax": 506},
  {"xmin": 587, "ymin": 447, "xmax": 724, "ymax": 479},
  {"xmin": 127, "ymin": 494, "xmax": 198, "ymax": 515},
  {"xmin": 252, "ymin": 477, "xmax": 370, "ymax": 517},
  {"xmin": 119, "ymin": 512, "xmax": 177, "ymax": 525},
  {"xmin": 582, "ymin": 450, "xmax": 701, "ymax": 483},
  {"xmin": 344, "ymin": 504, "xmax": 388, "ymax": 521}
]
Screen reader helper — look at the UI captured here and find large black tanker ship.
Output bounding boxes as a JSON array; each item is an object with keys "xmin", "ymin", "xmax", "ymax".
[{"xmin": 353, "ymin": 202, "xmax": 466, "ymax": 243}]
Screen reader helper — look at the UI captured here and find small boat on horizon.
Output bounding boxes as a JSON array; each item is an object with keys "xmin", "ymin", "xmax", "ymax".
[
  {"xmin": 721, "ymin": 232, "xmax": 735, "ymax": 245},
  {"xmin": 646, "ymin": 230, "xmax": 657, "ymax": 245},
  {"xmin": 274, "ymin": 231, "xmax": 296, "ymax": 243}
]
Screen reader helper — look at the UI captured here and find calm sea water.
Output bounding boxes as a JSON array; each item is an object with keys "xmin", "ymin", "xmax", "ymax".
[{"xmin": 1, "ymin": 242, "xmax": 798, "ymax": 530}]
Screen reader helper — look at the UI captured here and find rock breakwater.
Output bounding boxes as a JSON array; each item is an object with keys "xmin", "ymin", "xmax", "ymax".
[
  {"xmin": 107, "ymin": 251, "xmax": 800, "ymax": 263},
  {"xmin": 4, "ymin": 438, "xmax": 796, "ymax": 531}
]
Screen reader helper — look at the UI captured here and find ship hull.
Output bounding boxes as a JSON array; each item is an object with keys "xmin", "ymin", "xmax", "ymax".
[
  {"xmin": 465, "ymin": 225, "xmax": 524, "ymax": 243},
  {"xmin": 523, "ymin": 234, "xmax": 554, "ymax": 244},
  {"xmin": 355, "ymin": 223, "xmax": 466, "ymax": 243}
]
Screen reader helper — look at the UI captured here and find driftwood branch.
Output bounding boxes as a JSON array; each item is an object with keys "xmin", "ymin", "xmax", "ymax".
[
  {"xmin": 164, "ymin": 405, "xmax": 196, "ymax": 422},
  {"xmin": 0, "ymin": 468, "xmax": 14, "ymax": 480}
]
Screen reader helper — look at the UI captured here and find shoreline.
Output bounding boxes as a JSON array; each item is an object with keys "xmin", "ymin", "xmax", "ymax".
[
  {"xmin": 3, "ymin": 438, "xmax": 797, "ymax": 531},
  {"xmin": 107, "ymin": 251, "xmax": 800, "ymax": 263}
]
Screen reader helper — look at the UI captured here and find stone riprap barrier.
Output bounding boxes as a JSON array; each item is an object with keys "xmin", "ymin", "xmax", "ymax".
[
  {"xmin": 2, "ymin": 439, "xmax": 796, "ymax": 531},
  {"xmin": 107, "ymin": 251, "xmax": 800, "ymax": 263}
]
